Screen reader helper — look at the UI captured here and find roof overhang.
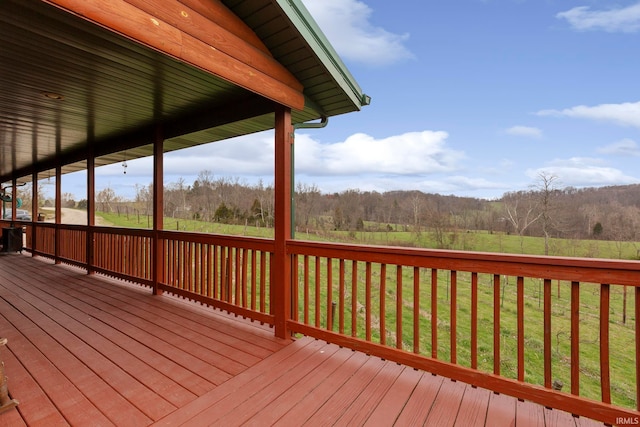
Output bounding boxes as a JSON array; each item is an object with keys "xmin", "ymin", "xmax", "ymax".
[{"xmin": 0, "ymin": 0, "xmax": 368, "ymax": 184}]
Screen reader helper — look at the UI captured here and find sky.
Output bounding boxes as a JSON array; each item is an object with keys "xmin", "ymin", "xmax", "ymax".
[{"xmin": 76, "ymin": 0, "xmax": 640, "ymax": 200}]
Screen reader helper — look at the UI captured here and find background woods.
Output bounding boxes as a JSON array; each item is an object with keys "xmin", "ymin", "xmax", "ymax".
[{"xmin": 16, "ymin": 171, "xmax": 640, "ymax": 256}]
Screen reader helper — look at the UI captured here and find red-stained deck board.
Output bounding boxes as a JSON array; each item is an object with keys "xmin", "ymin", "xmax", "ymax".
[
  {"xmin": 243, "ymin": 346, "xmax": 358, "ymax": 425},
  {"xmin": 362, "ymin": 366, "xmax": 426, "ymax": 426},
  {"xmin": 26, "ymin": 267, "xmax": 249, "ymax": 380},
  {"xmin": 272, "ymin": 349, "xmax": 371, "ymax": 426},
  {"xmin": 15, "ymin": 259, "xmax": 226, "ymax": 397},
  {"xmin": 335, "ymin": 361, "xmax": 406, "ymax": 426},
  {"xmin": 2, "ymin": 274, "xmax": 186, "ymax": 419},
  {"xmin": 69, "ymin": 277, "xmax": 266, "ymax": 367},
  {"xmin": 186, "ymin": 340, "xmax": 331, "ymax": 425},
  {"xmin": 204, "ymin": 340, "xmax": 345, "ymax": 425},
  {"xmin": 544, "ymin": 406, "xmax": 580, "ymax": 427},
  {"xmin": 151, "ymin": 336, "xmax": 322, "ymax": 426},
  {"xmin": 393, "ymin": 372, "xmax": 445, "ymax": 425},
  {"xmin": 485, "ymin": 391, "xmax": 517, "ymax": 426},
  {"xmin": 0, "ymin": 321, "xmax": 68, "ymax": 427},
  {"xmin": 0, "ymin": 285, "xmax": 158, "ymax": 425},
  {"xmin": 455, "ymin": 385, "xmax": 492, "ymax": 426},
  {"xmin": 0, "ymin": 297, "xmax": 122, "ymax": 426},
  {"xmin": 423, "ymin": 378, "xmax": 467, "ymax": 427},
  {"xmin": 37, "ymin": 258, "xmax": 282, "ymax": 356},
  {"xmin": 302, "ymin": 354, "xmax": 389, "ymax": 425},
  {"xmin": 517, "ymin": 398, "xmax": 546, "ymax": 427}
]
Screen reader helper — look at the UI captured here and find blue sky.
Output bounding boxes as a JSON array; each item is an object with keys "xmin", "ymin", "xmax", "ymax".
[{"xmin": 83, "ymin": 0, "xmax": 640, "ymax": 200}]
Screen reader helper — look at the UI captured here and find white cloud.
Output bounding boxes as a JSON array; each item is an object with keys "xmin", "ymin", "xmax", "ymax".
[
  {"xmin": 537, "ymin": 101, "xmax": 640, "ymax": 128},
  {"xmin": 598, "ymin": 138, "xmax": 640, "ymax": 156},
  {"xmin": 527, "ymin": 157, "xmax": 639, "ymax": 187},
  {"xmin": 504, "ymin": 126, "xmax": 542, "ymax": 138},
  {"xmin": 557, "ymin": 2, "xmax": 640, "ymax": 32},
  {"xmin": 100, "ymin": 129, "xmax": 463, "ymax": 183},
  {"xmin": 301, "ymin": 0, "xmax": 413, "ymax": 65},
  {"xmin": 296, "ymin": 130, "xmax": 462, "ymax": 175}
]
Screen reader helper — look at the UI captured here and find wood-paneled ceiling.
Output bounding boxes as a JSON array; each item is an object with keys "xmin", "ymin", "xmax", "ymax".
[{"xmin": 0, "ymin": 0, "xmax": 368, "ymax": 184}]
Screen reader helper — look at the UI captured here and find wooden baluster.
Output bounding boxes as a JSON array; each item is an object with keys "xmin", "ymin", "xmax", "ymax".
[
  {"xmin": 259, "ymin": 252, "xmax": 266, "ymax": 313},
  {"xmin": 396, "ymin": 265, "xmax": 403, "ymax": 350},
  {"xmin": 544, "ymin": 278, "xmax": 552, "ymax": 388},
  {"xmin": 251, "ymin": 250, "xmax": 257, "ymax": 311},
  {"xmin": 600, "ymin": 284, "xmax": 611, "ymax": 403},
  {"xmin": 303, "ymin": 255, "xmax": 309, "ymax": 324},
  {"xmin": 431, "ymin": 268, "xmax": 438, "ymax": 359},
  {"xmin": 339, "ymin": 259, "xmax": 345, "ymax": 334},
  {"xmin": 291, "ymin": 254, "xmax": 298, "ymax": 321},
  {"xmin": 351, "ymin": 260, "xmax": 358, "ymax": 337},
  {"xmin": 471, "ymin": 272, "xmax": 478, "ymax": 369},
  {"xmin": 327, "ymin": 258, "xmax": 333, "ymax": 331},
  {"xmin": 494, "ymin": 274, "xmax": 501, "ymax": 375},
  {"xmin": 241, "ymin": 248, "xmax": 248, "ymax": 308},
  {"xmin": 315, "ymin": 256, "xmax": 321, "ymax": 328},
  {"xmin": 212, "ymin": 245, "xmax": 219, "ymax": 300},
  {"xmin": 571, "ymin": 281, "xmax": 580, "ymax": 395},
  {"xmin": 380, "ymin": 264, "xmax": 386, "ymax": 345},
  {"xmin": 517, "ymin": 276, "xmax": 525, "ymax": 382},
  {"xmin": 413, "ymin": 267, "xmax": 420, "ymax": 354},
  {"xmin": 451, "ymin": 270, "xmax": 457, "ymax": 364},
  {"xmin": 366, "ymin": 262, "xmax": 372, "ymax": 342}
]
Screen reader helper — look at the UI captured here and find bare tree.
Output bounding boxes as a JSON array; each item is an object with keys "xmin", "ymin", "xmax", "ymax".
[
  {"xmin": 535, "ymin": 172, "xmax": 560, "ymax": 255},
  {"xmin": 96, "ymin": 187, "xmax": 117, "ymax": 213},
  {"xmin": 503, "ymin": 190, "xmax": 542, "ymax": 252}
]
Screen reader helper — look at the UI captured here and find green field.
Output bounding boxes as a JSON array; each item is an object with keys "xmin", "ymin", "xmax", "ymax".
[
  {"xmin": 96, "ymin": 209, "xmax": 639, "ymax": 407},
  {"xmin": 98, "ymin": 210, "xmax": 640, "ymax": 260}
]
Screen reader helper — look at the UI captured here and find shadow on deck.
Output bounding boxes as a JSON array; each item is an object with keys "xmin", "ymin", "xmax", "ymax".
[{"xmin": 0, "ymin": 254, "xmax": 605, "ymax": 426}]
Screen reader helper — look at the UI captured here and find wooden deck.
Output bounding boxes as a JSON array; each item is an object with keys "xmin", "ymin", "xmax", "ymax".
[{"xmin": 0, "ymin": 253, "xmax": 606, "ymax": 426}]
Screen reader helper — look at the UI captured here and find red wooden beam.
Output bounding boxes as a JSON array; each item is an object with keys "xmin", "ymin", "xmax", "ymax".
[{"xmin": 43, "ymin": 0, "xmax": 305, "ymax": 110}]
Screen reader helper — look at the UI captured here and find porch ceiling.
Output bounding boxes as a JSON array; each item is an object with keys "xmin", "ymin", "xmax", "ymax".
[{"xmin": 0, "ymin": 0, "xmax": 368, "ymax": 184}]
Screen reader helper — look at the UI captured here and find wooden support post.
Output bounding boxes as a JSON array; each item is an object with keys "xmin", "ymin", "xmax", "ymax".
[
  {"xmin": 10, "ymin": 179, "xmax": 16, "ymax": 226},
  {"xmin": 87, "ymin": 152, "xmax": 95, "ymax": 274},
  {"xmin": 55, "ymin": 166, "xmax": 61, "ymax": 264},
  {"xmin": 152, "ymin": 126, "xmax": 164, "ymax": 296},
  {"xmin": 31, "ymin": 171, "xmax": 38, "ymax": 256},
  {"xmin": 273, "ymin": 105, "xmax": 293, "ymax": 339}
]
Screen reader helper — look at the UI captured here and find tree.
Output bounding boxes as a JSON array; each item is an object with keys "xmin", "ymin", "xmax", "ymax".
[
  {"xmin": 96, "ymin": 187, "xmax": 117, "ymax": 213},
  {"xmin": 502, "ymin": 190, "xmax": 542, "ymax": 252},
  {"xmin": 592, "ymin": 222, "xmax": 603, "ymax": 237},
  {"xmin": 535, "ymin": 172, "xmax": 560, "ymax": 255}
]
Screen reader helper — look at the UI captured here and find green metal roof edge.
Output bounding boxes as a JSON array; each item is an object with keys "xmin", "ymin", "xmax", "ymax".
[{"xmin": 275, "ymin": 0, "xmax": 371, "ymax": 113}]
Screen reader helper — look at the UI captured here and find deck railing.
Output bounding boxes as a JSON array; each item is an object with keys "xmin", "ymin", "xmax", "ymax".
[
  {"xmin": 156, "ymin": 230, "xmax": 274, "ymax": 325},
  {"xmin": 287, "ymin": 240, "xmax": 640, "ymax": 425},
  {"xmin": 11, "ymin": 221, "xmax": 640, "ymax": 424}
]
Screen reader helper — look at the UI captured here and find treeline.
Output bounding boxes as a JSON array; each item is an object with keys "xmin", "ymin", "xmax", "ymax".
[{"xmin": 85, "ymin": 171, "xmax": 640, "ymax": 245}]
